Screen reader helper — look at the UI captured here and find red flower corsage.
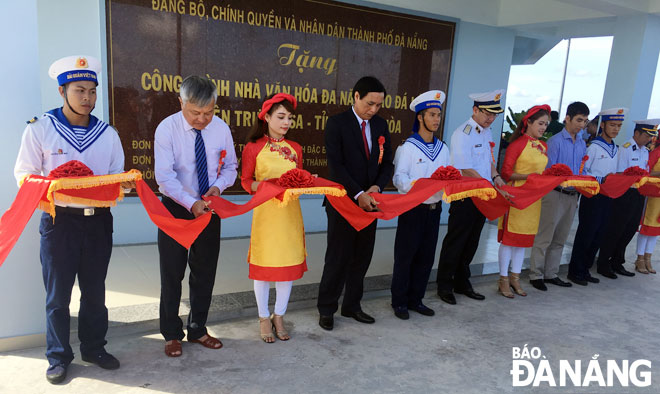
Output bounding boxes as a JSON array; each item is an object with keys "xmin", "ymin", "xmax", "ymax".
[
  {"xmin": 489, "ymin": 141, "xmax": 496, "ymax": 164},
  {"xmin": 378, "ymin": 136, "xmax": 385, "ymax": 164},
  {"xmin": 579, "ymin": 155, "xmax": 589, "ymax": 175},
  {"xmin": 277, "ymin": 168, "xmax": 315, "ymax": 188},
  {"xmin": 431, "ymin": 166, "xmax": 462, "ymax": 180},
  {"xmin": 217, "ymin": 150, "xmax": 227, "ymax": 176},
  {"xmin": 48, "ymin": 160, "xmax": 94, "ymax": 178},
  {"xmin": 542, "ymin": 163, "xmax": 573, "ymax": 176},
  {"xmin": 623, "ymin": 166, "xmax": 650, "ymax": 176}
]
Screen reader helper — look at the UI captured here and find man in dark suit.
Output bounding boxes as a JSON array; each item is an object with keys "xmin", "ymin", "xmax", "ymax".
[{"xmin": 317, "ymin": 76, "xmax": 394, "ymax": 330}]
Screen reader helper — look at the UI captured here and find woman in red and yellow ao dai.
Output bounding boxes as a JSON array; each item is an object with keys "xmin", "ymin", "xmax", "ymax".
[
  {"xmin": 636, "ymin": 143, "xmax": 660, "ymax": 274},
  {"xmin": 241, "ymin": 94, "xmax": 305, "ymax": 342},
  {"xmin": 496, "ymin": 105, "xmax": 551, "ymax": 298}
]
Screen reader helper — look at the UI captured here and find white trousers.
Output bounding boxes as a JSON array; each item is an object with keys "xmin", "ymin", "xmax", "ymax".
[
  {"xmin": 253, "ymin": 280, "xmax": 293, "ymax": 318},
  {"xmin": 498, "ymin": 244, "xmax": 525, "ymax": 276}
]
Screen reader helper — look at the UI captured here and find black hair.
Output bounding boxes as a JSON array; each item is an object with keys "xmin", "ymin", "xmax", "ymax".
[
  {"xmin": 352, "ymin": 76, "xmax": 386, "ymax": 100},
  {"xmin": 550, "ymin": 111, "xmax": 559, "ymax": 121},
  {"xmin": 565, "ymin": 101, "xmax": 590, "ymax": 120}
]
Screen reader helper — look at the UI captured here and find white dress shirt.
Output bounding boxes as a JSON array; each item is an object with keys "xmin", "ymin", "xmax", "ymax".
[
  {"xmin": 351, "ymin": 107, "xmax": 373, "ymax": 200},
  {"xmin": 14, "ymin": 109, "xmax": 125, "ymax": 207},
  {"xmin": 450, "ymin": 117, "xmax": 493, "ymax": 181},
  {"xmin": 617, "ymin": 137, "xmax": 649, "ymax": 172},
  {"xmin": 154, "ymin": 111, "xmax": 238, "ymax": 211},
  {"xmin": 393, "ymin": 134, "xmax": 450, "ymax": 204}
]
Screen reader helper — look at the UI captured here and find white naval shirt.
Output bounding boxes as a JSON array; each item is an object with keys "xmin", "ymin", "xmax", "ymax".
[
  {"xmin": 393, "ymin": 134, "xmax": 450, "ymax": 204},
  {"xmin": 450, "ymin": 117, "xmax": 493, "ymax": 181},
  {"xmin": 617, "ymin": 137, "xmax": 649, "ymax": 172},
  {"xmin": 584, "ymin": 137, "xmax": 618, "ymax": 183},
  {"xmin": 14, "ymin": 108, "xmax": 125, "ymax": 207},
  {"xmin": 154, "ymin": 111, "xmax": 238, "ymax": 211}
]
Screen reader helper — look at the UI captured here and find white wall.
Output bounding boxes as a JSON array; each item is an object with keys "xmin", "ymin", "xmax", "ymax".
[{"xmin": 0, "ymin": 0, "xmax": 47, "ymax": 340}]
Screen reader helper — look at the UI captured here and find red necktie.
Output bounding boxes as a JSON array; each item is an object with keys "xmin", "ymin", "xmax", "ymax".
[{"xmin": 361, "ymin": 120, "xmax": 370, "ymax": 159}]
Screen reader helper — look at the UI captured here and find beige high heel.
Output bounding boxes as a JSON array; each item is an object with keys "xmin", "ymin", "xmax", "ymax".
[
  {"xmin": 645, "ymin": 253, "xmax": 656, "ymax": 274},
  {"xmin": 259, "ymin": 317, "xmax": 275, "ymax": 343},
  {"xmin": 635, "ymin": 255, "xmax": 649, "ymax": 274},
  {"xmin": 270, "ymin": 314, "xmax": 290, "ymax": 341},
  {"xmin": 509, "ymin": 272, "xmax": 527, "ymax": 296},
  {"xmin": 498, "ymin": 276, "xmax": 514, "ymax": 298}
]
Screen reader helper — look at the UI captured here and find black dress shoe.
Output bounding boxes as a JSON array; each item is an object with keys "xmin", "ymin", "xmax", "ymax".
[
  {"xmin": 544, "ymin": 277, "xmax": 572, "ymax": 287},
  {"xmin": 454, "ymin": 288, "xmax": 485, "ymax": 300},
  {"xmin": 438, "ymin": 292, "xmax": 456, "ymax": 305},
  {"xmin": 82, "ymin": 352, "xmax": 120, "ymax": 370},
  {"xmin": 46, "ymin": 364, "xmax": 67, "ymax": 384},
  {"xmin": 598, "ymin": 270, "xmax": 617, "ymax": 279},
  {"xmin": 530, "ymin": 279, "xmax": 547, "ymax": 291},
  {"xmin": 319, "ymin": 315, "xmax": 334, "ymax": 331},
  {"xmin": 341, "ymin": 310, "xmax": 375, "ymax": 324},
  {"xmin": 586, "ymin": 275, "xmax": 600, "ymax": 284},
  {"xmin": 409, "ymin": 303, "xmax": 435, "ymax": 316},
  {"xmin": 567, "ymin": 274, "xmax": 587, "ymax": 286},
  {"xmin": 613, "ymin": 266, "xmax": 635, "ymax": 277},
  {"xmin": 393, "ymin": 306, "xmax": 409, "ymax": 320}
]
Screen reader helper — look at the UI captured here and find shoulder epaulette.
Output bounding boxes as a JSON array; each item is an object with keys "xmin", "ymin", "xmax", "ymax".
[
  {"xmin": 463, "ymin": 124, "xmax": 472, "ymax": 135},
  {"xmin": 623, "ymin": 142, "xmax": 631, "ymax": 148},
  {"xmin": 26, "ymin": 116, "xmax": 38, "ymax": 124}
]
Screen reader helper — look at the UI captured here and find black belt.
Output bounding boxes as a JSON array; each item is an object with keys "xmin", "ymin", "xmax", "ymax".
[
  {"xmin": 553, "ymin": 187, "xmax": 578, "ymax": 196},
  {"xmin": 55, "ymin": 206, "xmax": 110, "ymax": 216},
  {"xmin": 420, "ymin": 203, "xmax": 438, "ymax": 210}
]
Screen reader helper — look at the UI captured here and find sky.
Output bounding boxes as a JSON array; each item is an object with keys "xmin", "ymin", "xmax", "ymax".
[{"xmin": 505, "ymin": 36, "xmax": 660, "ymax": 131}]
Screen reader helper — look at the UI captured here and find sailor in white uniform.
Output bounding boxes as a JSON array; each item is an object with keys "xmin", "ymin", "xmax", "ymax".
[
  {"xmin": 391, "ymin": 90, "xmax": 449, "ymax": 320},
  {"xmin": 14, "ymin": 55, "xmax": 126, "ymax": 384}
]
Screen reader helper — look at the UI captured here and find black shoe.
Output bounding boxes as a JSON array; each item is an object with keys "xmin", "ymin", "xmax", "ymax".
[
  {"xmin": 454, "ymin": 288, "xmax": 485, "ymax": 300},
  {"xmin": 409, "ymin": 303, "xmax": 435, "ymax": 316},
  {"xmin": 46, "ymin": 364, "xmax": 67, "ymax": 384},
  {"xmin": 598, "ymin": 269, "xmax": 617, "ymax": 279},
  {"xmin": 544, "ymin": 277, "xmax": 572, "ymax": 287},
  {"xmin": 438, "ymin": 292, "xmax": 456, "ymax": 305},
  {"xmin": 319, "ymin": 315, "xmax": 334, "ymax": 331},
  {"xmin": 530, "ymin": 279, "xmax": 547, "ymax": 291},
  {"xmin": 613, "ymin": 266, "xmax": 635, "ymax": 277},
  {"xmin": 341, "ymin": 310, "xmax": 375, "ymax": 324},
  {"xmin": 392, "ymin": 306, "xmax": 409, "ymax": 320},
  {"xmin": 567, "ymin": 275, "xmax": 587, "ymax": 286},
  {"xmin": 81, "ymin": 352, "xmax": 120, "ymax": 370},
  {"xmin": 585, "ymin": 275, "xmax": 600, "ymax": 284}
]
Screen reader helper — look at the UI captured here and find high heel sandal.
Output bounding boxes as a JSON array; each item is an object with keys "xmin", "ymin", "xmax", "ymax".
[
  {"xmin": 259, "ymin": 317, "xmax": 275, "ymax": 343},
  {"xmin": 635, "ymin": 255, "xmax": 649, "ymax": 274},
  {"xmin": 270, "ymin": 314, "xmax": 290, "ymax": 341},
  {"xmin": 498, "ymin": 276, "xmax": 514, "ymax": 298},
  {"xmin": 645, "ymin": 253, "xmax": 656, "ymax": 274},
  {"xmin": 509, "ymin": 272, "xmax": 527, "ymax": 296}
]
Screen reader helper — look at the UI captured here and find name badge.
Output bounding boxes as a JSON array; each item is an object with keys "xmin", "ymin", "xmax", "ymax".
[
  {"xmin": 475, "ymin": 144, "xmax": 482, "ymax": 148},
  {"xmin": 632, "ymin": 158, "xmax": 639, "ymax": 161}
]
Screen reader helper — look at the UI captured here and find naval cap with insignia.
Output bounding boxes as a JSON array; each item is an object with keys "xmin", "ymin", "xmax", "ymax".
[
  {"xmin": 634, "ymin": 118, "xmax": 660, "ymax": 137},
  {"xmin": 409, "ymin": 90, "xmax": 446, "ymax": 132},
  {"xmin": 598, "ymin": 107, "xmax": 627, "ymax": 122},
  {"xmin": 48, "ymin": 55, "xmax": 102, "ymax": 86},
  {"xmin": 469, "ymin": 89, "xmax": 505, "ymax": 114}
]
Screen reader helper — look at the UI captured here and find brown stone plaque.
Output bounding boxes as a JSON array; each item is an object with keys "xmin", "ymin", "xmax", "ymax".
[{"xmin": 106, "ymin": 0, "xmax": 455, "ymax": 193}]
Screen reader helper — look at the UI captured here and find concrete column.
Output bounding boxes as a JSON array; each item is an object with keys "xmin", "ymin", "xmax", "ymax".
[{"xmin": 601, "ymin": 15, "xmax": 660, "ymax": 142}]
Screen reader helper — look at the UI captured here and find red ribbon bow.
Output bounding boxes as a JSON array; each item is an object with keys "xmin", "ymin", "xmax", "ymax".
[{"xmin": 378, "ymin": 136, "xmax": 385, "ymax": 164}]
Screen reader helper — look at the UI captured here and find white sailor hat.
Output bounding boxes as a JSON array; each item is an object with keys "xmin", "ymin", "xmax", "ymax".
[
  {"xmin": 598, "ymin": 107, "xmax": 627, "ymax": 122},
  {"xmin": 48, "ymin": 55, "xmax": 102, "ymax": 86},
  {"xmin": 469, "ymin": 89, "xmax": 505, "ymax": 114},
  {"xmin": 634, "ymin": 119, "xmax": 660, "ymax": 137},
  {"xmin": 409, "ymin": 90, "xmax": 445, "ymax": 132},
  {"xmin": 409, "ymin": 90, "xmax": 446, "ymax": 113}
]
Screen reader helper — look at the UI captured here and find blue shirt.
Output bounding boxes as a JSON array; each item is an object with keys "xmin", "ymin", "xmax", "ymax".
[{"xmin": 546, "ymin": 128, "xmax": 587, "ymax": 174}]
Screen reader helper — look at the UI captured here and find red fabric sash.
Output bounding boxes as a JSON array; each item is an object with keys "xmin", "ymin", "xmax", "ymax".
[{"xmin": 600, "ymin": 174, "xmax": 660, "ymax": 198}]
